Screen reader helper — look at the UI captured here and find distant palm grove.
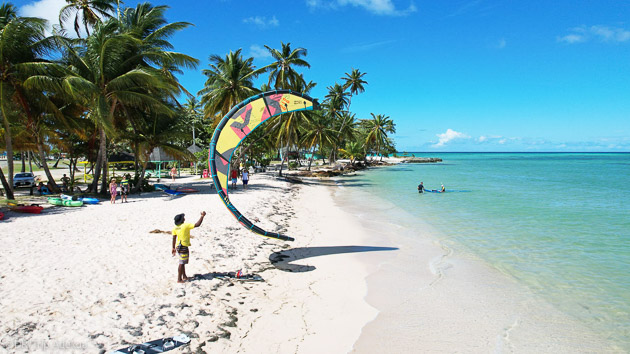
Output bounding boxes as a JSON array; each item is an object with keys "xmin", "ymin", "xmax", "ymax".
[{"xmin": 0, "ymin": 1, "xmax": 396, "ymax": 200}]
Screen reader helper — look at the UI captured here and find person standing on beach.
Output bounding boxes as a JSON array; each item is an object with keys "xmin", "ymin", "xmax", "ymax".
[
  {"xmin": 60, "ymin": 174, "xmax": 70, "ymax": 192},
  {"xmin": 109, "ymin": 178, "xmax": 118, "ymax": 204},
  {"xmin": 172, "ymin": 212, "xmax": 206, "ymax": 283},
  {"xmin": 418, "ymin": 182, "xmax": 425, "ymax": 193},
  {"xmin": 242, "ymin": 169, "xmax": 249, "ymax": 190},
  {"xmin": 231, "ymin": 168, "xmax": 238, "ymax": 189},
  {"xmin": 120, "ymin": 174, "xmax": 130, "ymax": 203},
  {"xmin": 170, "ymin": 166, "xmax": 177, "ymax": 181}
]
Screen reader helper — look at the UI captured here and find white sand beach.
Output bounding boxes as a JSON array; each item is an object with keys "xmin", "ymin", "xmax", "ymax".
[{"xmin": 0, "ymin": 170, "xmax": 616, "ymax": 353}]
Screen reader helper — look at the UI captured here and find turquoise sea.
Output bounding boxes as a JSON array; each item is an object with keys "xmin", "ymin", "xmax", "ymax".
[{"xmin": 337, "ymin": 153, "xmax": 630, "ymax": 349}]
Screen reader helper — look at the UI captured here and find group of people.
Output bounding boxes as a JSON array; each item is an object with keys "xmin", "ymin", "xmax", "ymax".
[
  {"xmin": 230, "ymin": 167, "xmax": 249, "ymax": 190},
  {"xmin": 108, "ymin": 174, "xmax": 131, "ymax": 203},
  {"xmin": 418, "ymin": 182, "xmax": 446, "ymax": 193}
]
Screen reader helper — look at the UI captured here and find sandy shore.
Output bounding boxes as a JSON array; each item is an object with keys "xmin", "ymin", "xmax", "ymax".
[
  {"xmin": 0, "ymin": 166, "xmax": 617, "ymax": 353},
  {"xmin": 0, "ymin": 172, "xmax": 382, "ymax": 353}
]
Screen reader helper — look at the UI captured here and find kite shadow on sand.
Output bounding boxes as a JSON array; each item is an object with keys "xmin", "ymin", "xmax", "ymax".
[{"xmin": 269, "ymin": 246, "xmax": 398, "ymax": 273}]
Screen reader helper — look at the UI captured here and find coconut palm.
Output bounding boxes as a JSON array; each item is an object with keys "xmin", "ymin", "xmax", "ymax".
[
  {"xmin": 59, "ymin": 0, "xmax": 117, "ymax": 37},
  {"xmin": 133, "ymin": 111, "xmax": 193, "ymax": 193},
  {"xmin": 338, "ymin": 141, "xmax": 364, "ymax": 166},
  {"xmin": 0, "ymin": 3, "xmax": 56, "ymax": 197},
  {"xmin": 363, "ymin": 113, "xmax": 395, "ymax": 161},
  {"xmin": 53, "ymin": 20, "xmax": 181, "ymax": 193},
  {"xmin": 184, "ymin": 96, "xmax": 203, "ymax": 146},
  {"xmin": 341, "ymin": 68, "xmax": 367, "ymax": 108},
  {"xmin": 262, "ymin": 42, "xmax": 310, "ymax": 90},
  {"xmin": 198, "ymin": 49, "xmax": 260, "ymax": 125},
  {"xmin": 300, "ymin": 111, "xmax": 337, "ymax": 170}
]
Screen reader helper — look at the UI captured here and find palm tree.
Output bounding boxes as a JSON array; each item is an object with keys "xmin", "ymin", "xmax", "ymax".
[
  {"xmin": 339, "ymin": 68, "xmax": 366, "ymax": 135},
  {"xmin": 363, "ymin": 113, "xmax": 395, "ymax": 161},
  {"xmin": 53, "ymin": 20, "xmax": 180, "ymax": 193},
  {"xmin": 262, "ymin": 42, "xmax": 310, "ymax": 90},
  {"xmin": 184, "ymin": 96, "xmax": 202, "ymax": 146},
  {"xmin": 338, "ymin": 141, "xmax": 364, "ymax": 166},
  {"xmin": 322, "ymin": 83, "xmax": 349, "ymax": 163},
  {"xmin": 0, "ymin": 3, "xmax": 55, "ymax": 197},
  {"xmin": 300, "ymin": 111, "xmax": 337, "ymax": 170},
  {"xmin": 59, "ymin": 0, "xmax": 117, "ymax": 37},
  {"xmin": 198, "ymin": 49, "xmax": 260, "ymax": 125},
  {"xmin": 133, "ymin": 111, "xmax": 193, "ymax": 193},
  {"xmin": 341, "ymin": 68, "xmax": 367, "ymax": 108}
]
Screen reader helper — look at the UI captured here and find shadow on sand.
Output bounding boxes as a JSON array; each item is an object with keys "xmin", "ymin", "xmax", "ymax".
[{"xmin": 269, "ymin": 245, "xmax": 398, "ymax": 273}]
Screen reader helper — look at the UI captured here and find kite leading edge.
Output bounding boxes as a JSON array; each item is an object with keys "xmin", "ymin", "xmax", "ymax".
[{"xmin": 208, "ymin": 90, "xmax": 319, "ymax": 241}]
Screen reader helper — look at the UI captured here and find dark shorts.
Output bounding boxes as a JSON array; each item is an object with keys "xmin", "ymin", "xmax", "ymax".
[
  {"xmin": 121, "ymin": 186, "xmax": 128, "ymax": 195},
  {"xmin": 177, "ymin": 245, "xmax": 189, "ymax": 264},
  {"xmin": 243, "ymin": 180, "xmax": 248, "ymax": 185}
]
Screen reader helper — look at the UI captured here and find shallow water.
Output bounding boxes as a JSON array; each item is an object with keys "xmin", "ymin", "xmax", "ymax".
[{"xmin": 337, "ymin": 153, "xmax": 630, "ymax": 350}]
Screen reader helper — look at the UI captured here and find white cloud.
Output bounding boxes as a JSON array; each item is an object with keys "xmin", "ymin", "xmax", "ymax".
[
  {"xmin": 433, "ymin": 129, "xmax": 469, "ymax": 147},
  {"xmin": 249, "ymin": 45, "xmax": 271, "ymax": 60},
  {"xmin": 20, "ymin": 0, "xmax": 65, "ymax": 33},
  {"xmin": 558, "ymin": 25, "xmax": 630, "ymax": 44},
  {"xmin": 307, "ymin": 0, "xmax": 417, "ymax": 16},
  {"xmin": 341, "ymin": 39, "xmax": 397, "ymax": 53},
  {"xmin": 558, "ymin": 34, "xmax": 585, "ymax": 44},
  {"xmin": 243, "ymin": 16, "xmax": 279, "ymax": 28}
]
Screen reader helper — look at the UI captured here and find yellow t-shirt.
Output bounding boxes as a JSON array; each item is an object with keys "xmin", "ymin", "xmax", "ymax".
[{"xmin": 172, "ymin": 223, "xmax": 194, "ymax": 247}]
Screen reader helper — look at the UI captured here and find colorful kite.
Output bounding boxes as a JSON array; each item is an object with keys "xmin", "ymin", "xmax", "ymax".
[{"xmin": 208, "ymin": 90, "xmax": 319, "ymax": 241}]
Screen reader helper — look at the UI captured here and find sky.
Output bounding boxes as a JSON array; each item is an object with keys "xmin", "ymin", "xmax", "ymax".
[{"xmin": 14, "ymin": 0, "xmax": 630, "ymax": 152}]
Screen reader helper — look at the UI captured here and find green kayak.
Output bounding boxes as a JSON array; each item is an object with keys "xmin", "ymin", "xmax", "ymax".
[{"xmin": 48, "ymin": 197, "xmax": 84, "ymax": 207}]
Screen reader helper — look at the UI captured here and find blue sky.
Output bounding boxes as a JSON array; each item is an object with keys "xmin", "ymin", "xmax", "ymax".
[{"xmin": 15, "ymin": 0, "xmax": 630, "ymax": 152}]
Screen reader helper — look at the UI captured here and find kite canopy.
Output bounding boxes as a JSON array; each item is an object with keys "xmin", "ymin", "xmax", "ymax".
[{"xmin": 209, "ymin": 90, "xmax": 319, "ymax": 241}]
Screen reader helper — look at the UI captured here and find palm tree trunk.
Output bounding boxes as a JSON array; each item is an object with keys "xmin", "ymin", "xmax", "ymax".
[
  {"xmin": 0, "ymin": 84, "xmax": 15, "ymax": 191},
  {"xmin": 307, "ymin": 144, "xmax": 317, "ymax": 171},
  {"xmin": 0, "ymin": 165, "xmax": 14, "ymax": 200},
  {"xmin": 101, "ymin": 155, "xmax": 109, "ymax": 194},
  {"xmin": 28, "ymin": 151, "xmax": 33, "ymax": 172},
  {"xmin": 21, "ymin": 151, "xmax": 26, "ymax": 172},
  {"xmin": 132, "ymin": 153, "xmax": 151, "ymax": 194},
  {"xmin": 90, "ymin": 127, "xmax": 106, "ymax": 193},
  {"xmin": 37, "ymin": 140, "xmax": 60, "ymax": 193}
]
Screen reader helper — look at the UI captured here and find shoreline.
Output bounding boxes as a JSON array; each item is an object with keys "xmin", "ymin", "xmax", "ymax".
[
  {"xmin": 0, "ymin": 166, "xmax": 620, "ymax": 352},
  {"xmin": 330, "ymin": 168, "xmax": 619, "ymax": 353}
]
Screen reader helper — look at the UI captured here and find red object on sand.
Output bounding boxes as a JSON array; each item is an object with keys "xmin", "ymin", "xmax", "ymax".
[
  {"xmin": 0, "ymin": 211, "xmax": 4, "ymax": 220},
  {"xmin": 9, "ymin": 205, "xmax": 43, "ymax": 214},
  {"xmin": 175, "ymin": 187, "xmax": 199, "ymax": 193}
]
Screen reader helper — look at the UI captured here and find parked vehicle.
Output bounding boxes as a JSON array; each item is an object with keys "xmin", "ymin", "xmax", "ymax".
[{"xmin": 13, "ymin": 172, "xmax": 35, "ymax": 188}]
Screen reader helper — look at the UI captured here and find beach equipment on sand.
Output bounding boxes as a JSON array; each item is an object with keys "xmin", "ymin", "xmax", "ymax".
[
  {"xmin": 209, "ymin": 90, "xmax": 319, "ymax": 242},
  {"xmin": 110, "ymin": 333, "xmax": 190, "ymax": 354},
  {"xmin": 154, "ymin": 183, "xmax": 169, "ymax": 191},
  {"xmin": 175, "ymin": 187, "xmax": 199, "ymax": 193},
  {"xmin": 163, "ymin": 189, "xmax": 184, "ymax": 196},
  {"xmin": 0, "ymin": 211, "xmax": 4, "ymax": 220},
  {"xmin": 48, "ymin": 197, "xmax": 83, "ymax": 207},
  {"xmin": 61, "ymin": 194, "xmax": 100, "ymax": 204},
  {"xmin": 8, "ymin": 204, "xmax": 43, "ymax": 214}
]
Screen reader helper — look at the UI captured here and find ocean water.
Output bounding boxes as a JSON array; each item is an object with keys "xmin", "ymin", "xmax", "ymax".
[{"xmin": 336, "ymin": 153, "xmax": 630, "ymax": 349}]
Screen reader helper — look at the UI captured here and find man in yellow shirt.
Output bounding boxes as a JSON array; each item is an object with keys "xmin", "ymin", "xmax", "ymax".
[{"xmin": 172, "ymin": 211, "xmax": 206, "ymax": 283}]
